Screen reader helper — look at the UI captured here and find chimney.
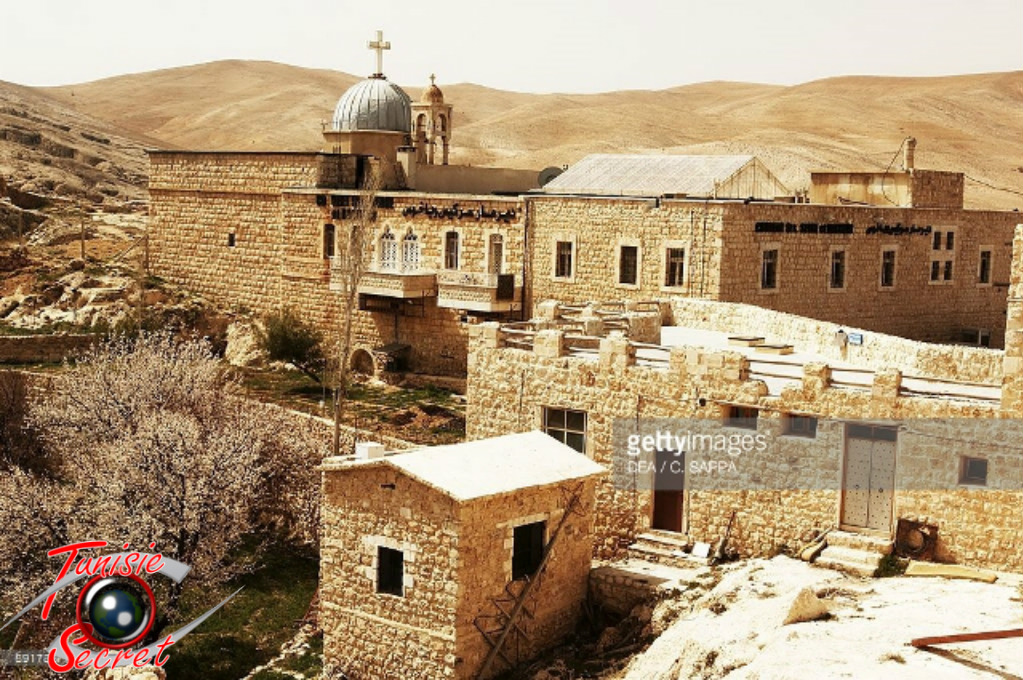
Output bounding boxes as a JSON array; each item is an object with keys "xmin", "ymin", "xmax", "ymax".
[
  {"xmin": 355, "ymin": 442, "xmax": 387, "ymax": 460},
  {"xmin": 903, "ymin": 137, "xmax": 917, "ymax": 171}
]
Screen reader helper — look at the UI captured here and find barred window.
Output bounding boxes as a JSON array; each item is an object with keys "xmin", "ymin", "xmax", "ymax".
[
  {"xmin": 555, "ymin": 241, "xmax": 574, "ymax": 279},
  {"xmin": 665, "ymin": 248, "xmax": 685, "ymax": 287}
]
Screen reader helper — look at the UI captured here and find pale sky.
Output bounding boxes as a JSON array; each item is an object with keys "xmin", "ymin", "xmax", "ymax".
[{"xmin": 2, "ymin": 0, "xmax": 1020, "ymax": 92}]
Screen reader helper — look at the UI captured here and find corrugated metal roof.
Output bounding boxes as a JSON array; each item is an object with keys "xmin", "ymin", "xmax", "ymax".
[{"xmin": 542, "ymin": 154, "xmax": 757, "ymax": 197}]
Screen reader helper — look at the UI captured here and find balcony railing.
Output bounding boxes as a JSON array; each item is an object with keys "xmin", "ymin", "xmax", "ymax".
[
  {"xmin": 437, "ymin": 271, "xmax": 518, "ymax": 312},
  {"xmin": 333, "ymin": 259, "xmax": 437, "ymax": 298}
]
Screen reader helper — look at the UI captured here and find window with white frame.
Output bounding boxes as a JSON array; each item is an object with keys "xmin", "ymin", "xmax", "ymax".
[
  {"xmin": 829, "ymin": 248, "xmax": 846, "ymax": 290},
  {"xmin": 664, "ymin": 247, "xmax": 685, "ymax": 288},
  {"xmin": 978, "ymin": 248, "xmax": 992, "ymax": 285},
  {"xmin": 489, "ymin": 233, "xmax": 504, "ymax": 274},
  {"xmin": 880, "ymin": 247, "xmax": 897, "ymax": 288},
  {"xmin": 929, "ymin": 227, "xmax": 956, "ymax": 283},
  {"xmin": 379, "ymin": 229, "xmax": 397, "ymax": 270},
  {"xmin": 618, "ymin": 245, "xmax": 639, "ymax": 286},
  {"xmin": 555, "ymin": 241, "xmax": 574, "ymax": 279},
  {"xmin": 401, "ymin": 231, "xmax": 420, "ymax": 272},
  {"xmin": 444, "ymin": 231, "xmax": 459, "ymax": 270},
  {"xmin": 543, "ymin": 407, "xmax": 586, "ymax": 453}
]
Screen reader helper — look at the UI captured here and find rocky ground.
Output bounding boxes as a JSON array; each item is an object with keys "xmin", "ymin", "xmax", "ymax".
[{"xmin": 526, "ymin": 556, "xmax": 1023, "ymax": 680}]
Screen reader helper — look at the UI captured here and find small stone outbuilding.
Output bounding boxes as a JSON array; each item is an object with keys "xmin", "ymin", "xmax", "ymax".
[{"xmin": 320, "ymin": 431, "xmax": 605, "ymax": 679}]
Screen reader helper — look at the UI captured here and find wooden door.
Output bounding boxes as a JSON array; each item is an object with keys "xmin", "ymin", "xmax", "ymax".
[{"xmin": 652, "ymin": 449, "xmax": 684, "ymax": 533}]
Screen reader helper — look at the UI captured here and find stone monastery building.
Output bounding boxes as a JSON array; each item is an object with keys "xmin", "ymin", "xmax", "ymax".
[
  {"xmin": 149, "ymin": 36, "xmax": 1021, "ymax": 380},
  {"xmin": 147, "ymin": 33, "xmax": 1023, "ymax": 679}
]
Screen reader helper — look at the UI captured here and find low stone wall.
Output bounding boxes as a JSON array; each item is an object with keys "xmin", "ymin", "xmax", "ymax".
[
  {"xmin": 466, "ymin": 323, "xmax": 1023, "ymax": 573},
  {"xmin": 669, "ymin": 298, "xmax": 1003, "ymax": 384},
  {"xmin": 0, "ymin": 334, "xmax": 100, "ymax": 364}
]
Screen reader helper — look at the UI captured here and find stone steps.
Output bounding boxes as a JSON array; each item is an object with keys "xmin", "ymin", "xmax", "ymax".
[
  {"xmin": 815, "ymin": 530, "xmax": 892, "ymax": 578},
  {"xmin": 627, "ymin": 531, "xmax": 704, "ymax": 569},
  {"xmin": 825, "ymin": 530, "xmax": 893, "ymax": 555}
]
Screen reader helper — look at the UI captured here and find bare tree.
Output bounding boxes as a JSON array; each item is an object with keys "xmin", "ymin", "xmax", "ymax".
[{"xmin": 330, "ymin": 165, "xmax": 381, "ymax": 456}]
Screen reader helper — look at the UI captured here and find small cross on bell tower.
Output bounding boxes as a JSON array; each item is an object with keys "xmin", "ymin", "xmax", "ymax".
[{"xmin": 367, "ymin": 30, "xmax": 391, "ymax": 78}]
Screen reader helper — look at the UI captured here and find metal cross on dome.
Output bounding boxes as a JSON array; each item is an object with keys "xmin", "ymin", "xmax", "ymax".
[{"xmin": 368, "ymin": 30, "xmax": 391, "ymax": 77}]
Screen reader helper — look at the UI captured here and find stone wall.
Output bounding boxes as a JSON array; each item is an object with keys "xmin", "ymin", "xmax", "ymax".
[
  {"xmin": 717, "ymin": 204, "xmax": 1018, "ymax": 347},
  {"xmin": 455, "ymin": 479, "xmax": 597, "ymax": 679},
  {"xmin": 524, "ymin": 194, "xmax": 1018, "ymax": 349},
  {"xmin": 669, "ymin": 298, "xmax": 1003, "ymax": 384},
  {"xmin": 148, "ymin": 151, "xmax": 527, "ymax": 377},
  {"xmin": 320, "ymin": 461, "xmax": 596, "ymax": 680},
  {"xmin": 911, "ymin": 170, "xmax": 965, "ymax": 209},
  {"xmin": 466, "ymin": 323, "xmax": 1023, "ymax": 572},
  {"xmin": 0, "ymin": 334, "xmax": 99, "ymax": 364},
  {"xmin": 321, "ymin": 462, "xmax": 460, "ymax": 680},
  {"xmin": 148, "ymin": 151, "xmax": 354, "ymax": 193},
  {"xmin": 527, "ymin": 196, "xmax": 724, "ymax": 306}
]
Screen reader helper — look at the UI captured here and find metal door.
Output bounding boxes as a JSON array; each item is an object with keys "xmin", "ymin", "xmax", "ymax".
[{"xmin": 842, "ymin": 425, "xmax": 897, "ymax": 531}]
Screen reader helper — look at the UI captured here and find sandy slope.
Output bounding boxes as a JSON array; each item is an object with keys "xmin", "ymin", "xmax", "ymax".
[{"xmin": 36, "ymin": 62, "xmax": 1023, "ymax": 210}]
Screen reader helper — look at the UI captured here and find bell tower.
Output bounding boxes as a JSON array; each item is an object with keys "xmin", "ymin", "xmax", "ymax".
[{"xmin": 411, "ymin": 74, "xmax": 453, "ymax": 165}]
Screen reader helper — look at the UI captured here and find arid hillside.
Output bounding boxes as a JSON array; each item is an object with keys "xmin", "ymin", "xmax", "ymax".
[
  {"xmin": 0, "ymin": 79, "xmax": 151, "ymax": 210},
  {"xmin": 34, "ymin": 62, "xmax": 1023, "ymax": 210}
]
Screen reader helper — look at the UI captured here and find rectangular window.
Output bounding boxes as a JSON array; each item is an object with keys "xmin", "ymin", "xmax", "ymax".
[
  {"xmin": 946, "ymin": 231, "xmax": 955, "ymax": 250},
  {"xmin": 930, "ymin": 260, "xmax": 941, "ymax": 282},
  {"xmin": 444, "ymin": 231, "xmax": 459, "ymax": 270},
  {"xmin": 932, "ymin": 230, "xmax": 942, "ymax": 250},
  {"xmin": 959, "ymin": 456, "xmax": 988, "ymax": 486},
  {"xmin": 323, "ymin": 224, "xmax": 335, "ymax": 259},
  {"xmin": 978, "ymin": 249, "xmax": 992, "ymax": 284},
  {"xmin": 543, "ymin": 407, "xmax": 586, "ymax": 453},
  {"xmin": 785, "ymin": 414, "xmax": 818, "ymax": 438},
  {"xmin": 376, "ymin": 546, "xmax": 404, "ymax": 596},
  {"xmin": 881, "ymin": 249, "xmax": 896, "ymax": 288},
  {"xmin": 760, "ymin": 249, "xmax": 778, "ymax": 289},
  {"xmin": 943, "ymin": 260, "xmax": 954, "ymax": 281},
  {"xmin": 512, "ymin": 521, "xmax": 546, "ymax": 580},
  {"xmin": 664, "ymin": 247, "xmax": 685, "ymax": 287},
  {"xmin": 555, "ymin": 241, "xmax": 574, "ymax": 279},
  {"xmin": 829, "ymin": 250, "xmax": 846, "ymax": 289},
  {"xmin": 725, "ymin": 405, "xmax": 759, "ymax": 430},
  {"xmin": 227, "ymin": 232, "xmax": 236, "ymax": 248},
  {"xmin": 619, "ymin": 245, "xmax": 638, "ymax": 285}
]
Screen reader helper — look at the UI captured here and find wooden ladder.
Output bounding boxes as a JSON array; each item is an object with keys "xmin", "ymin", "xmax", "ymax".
[{"xmin": 473, "ymin": 483, "xmax": 585, "ymax": 679}]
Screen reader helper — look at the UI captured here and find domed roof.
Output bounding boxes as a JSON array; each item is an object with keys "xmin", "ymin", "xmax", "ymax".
[
  {"xmin": 332, "ymin": 76, "xmax": 411, "ymax": 133},
  {"xmin": 420, "ymin": 74, "xmax": 445, "ymax": 105},
  {"xmin": 421, "ymin": 85, "xmax": 444, "ymax": 105}
]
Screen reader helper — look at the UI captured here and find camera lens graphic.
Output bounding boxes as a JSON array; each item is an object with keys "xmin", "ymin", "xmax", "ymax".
[{"xmin": 77, "ymin": 574, "xmax": 155, "ymax": 649}]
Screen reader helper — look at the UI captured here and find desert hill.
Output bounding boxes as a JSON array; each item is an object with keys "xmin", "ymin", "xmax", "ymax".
[
  {"xmin": 32, "ymin": 62, "xmax": 1023, "ymax": 210},
  {"xmin": 0, "ymin": 79, "xmax": 151, "ymax": 214}
]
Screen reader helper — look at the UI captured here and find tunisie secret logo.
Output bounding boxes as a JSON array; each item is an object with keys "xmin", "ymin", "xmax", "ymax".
[{"xmin": 0, "ymin": 541, "xmax": 240, "ymax": 673}]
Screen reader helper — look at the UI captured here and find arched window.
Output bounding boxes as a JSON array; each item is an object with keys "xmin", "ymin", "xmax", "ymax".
[
  {"xmin": 379, "ymin": 229, "xmax": 397, "ymax": 270},
  {"xmin": 401, "ymin": 231, "xmax": 420, "ymax": 272},
  {"xmin": 438, "ymin": 113, "xmax": 447, "ymax": 134},
  {"xmin": 415, "ymin": 114, "xmax": 427, "ymax": 140}
]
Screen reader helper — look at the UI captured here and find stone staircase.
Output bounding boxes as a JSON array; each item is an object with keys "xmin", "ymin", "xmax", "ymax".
[
  {"xmin": 816, "ymin": 530, "xmax": 892, "ymax": 577},
  {"xmin": 627, "ymin": 530, "xmax": 702, "ymax": 568}
]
